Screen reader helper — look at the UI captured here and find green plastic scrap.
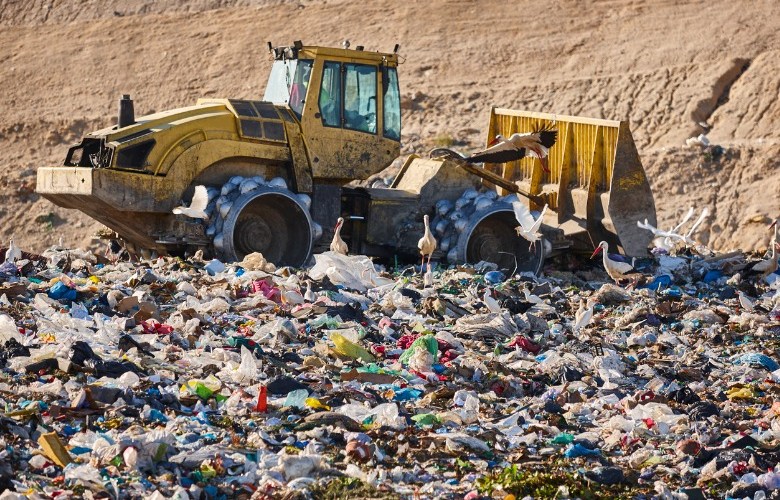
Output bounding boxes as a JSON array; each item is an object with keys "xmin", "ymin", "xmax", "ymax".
[
  {"xmin": 550, "ymin": 432, "xmax": 575, "ymax": 445},
  {"xmin": 398, "ymin": 335, "xmax": 439, "ymax": 366},
  {"xmin": 411, "ymin": 413, "xmax": 441, "ymax": 427}
]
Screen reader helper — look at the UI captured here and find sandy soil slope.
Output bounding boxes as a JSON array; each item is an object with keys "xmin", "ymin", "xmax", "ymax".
[{"xmin": 1, "ymin": 0, "xmax": 778, "ymax": 254}]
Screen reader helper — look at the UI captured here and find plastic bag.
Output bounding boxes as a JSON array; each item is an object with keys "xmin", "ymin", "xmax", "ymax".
[{"xmin": 331, "ymin": 332, "xmax": 375, "ymax": 362}]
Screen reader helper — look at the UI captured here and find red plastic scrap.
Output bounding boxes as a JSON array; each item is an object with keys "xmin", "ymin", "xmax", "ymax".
[
  {"xmin": 439, "ymin": 349, "xmax": 459, "ymax": 363},
  {"xmin": 396, "ymin": 334, "xmax": 419, "ymax": 350},
  {"xmin": 508, "ymin": 335, "xmax": 542, "ymax": 354},
  {"xmin": 255, "ymin": 386, "xmax": 268, "ymax": 413},
  {"xmin": 251, "ymin": 280, "xmax": 281, "ymax": 302},
  {"xmin": 141, "ymin": 319, "xmax": 174, "ymax": 335}
]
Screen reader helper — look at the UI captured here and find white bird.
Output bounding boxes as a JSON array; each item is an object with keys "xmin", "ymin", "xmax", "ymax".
[
  {"xmin": 173, "ymin": 185, "xmax": 210, "ymax": 221},
  {"xmin": 483, "ymin": 288, "xmax": 502, "ymax": 313},
  {"xmin": 423, "ymin": 264, "xmax": 434, "ymax": 287},
  {"xmin": 330, "ymin": 217, "xmax": 349, "ymax": 255},
  {"xmin": 417, "ymin": 214, "xmax": 437, "ymax": 271},
  {"xmin": 751, "ymin": 237, "xmax": 779, "ymax": 280},
  {"xmin": 522, "ymin": 286, "xmax": 544, "ymax": 305},
  {"xmin": 574, "ymin": 299, "xmax": 593, "ymax": 333},
  {"xmin": 303, "ymin": 280, "xmax": 317, "ymax": 303},
  {"xmin": 512, "ymin": 199, "xmax": 548, "ymax": 251},
  {"xmin": 682, "ymin": 208, "xmax": 709, "ymax": 244},
  {"xmin": 636, "ymin": 219, "xmax": 683, "ymax": 251},
  {"xmin": 4, "ymin": 237, "xmax": 21, "ymax": 264},
  {"xmin": 738, "ymin": 291, "xmax": 755, "ymax": 312},
  {"xmin": 637, "ymin": 207, "xmax": 710, "ymax": 251},
  {"xmin": 591, "ymin": 241, "xmax": 634, "ymax": 283},
  {"xmin": 432, "ymin": 127, "xmax": 558, "ymax": 172}
]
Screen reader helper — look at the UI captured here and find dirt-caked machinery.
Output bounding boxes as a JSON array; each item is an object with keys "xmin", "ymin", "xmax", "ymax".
[{"xmin": 36, "ymin": 41, "xmax": 656, "ymax": 274}]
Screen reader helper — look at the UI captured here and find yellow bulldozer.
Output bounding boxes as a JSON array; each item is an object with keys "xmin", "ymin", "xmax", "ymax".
[{"xmin": 36, "ymin": 41, "xmax": 656, "ymax": 273}]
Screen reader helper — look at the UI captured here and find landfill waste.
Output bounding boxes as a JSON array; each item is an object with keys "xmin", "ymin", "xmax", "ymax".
[{"xmin": 0, "ymin": 237, "xmax": 777, "ymax": 499}]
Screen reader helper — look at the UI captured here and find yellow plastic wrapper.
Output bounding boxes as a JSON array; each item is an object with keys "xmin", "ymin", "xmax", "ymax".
[
  {"xmin": 305, "ymin": 398, "xmax": 331, "ymax": 410},
  {"xmin": 726, "ymin": 386, "xmax": 756, "ymax": 400},
  {"xmin": 331, "ymin": 332, "xmax": 375, "ymax": 362}
]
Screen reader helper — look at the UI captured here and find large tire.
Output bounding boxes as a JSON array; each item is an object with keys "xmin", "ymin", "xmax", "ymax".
[
  {"xmin": 456, "ymin": 204, "xmax": 546, "ymax": 275},
  {"xmin": 216, "ymin": 186, "xmax": 315, "ymax": 267}
]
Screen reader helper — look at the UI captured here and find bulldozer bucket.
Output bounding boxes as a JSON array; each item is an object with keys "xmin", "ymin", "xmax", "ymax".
[{"xmin": 481, "ymin": 108, "xmax": 656, "ymax": 257}]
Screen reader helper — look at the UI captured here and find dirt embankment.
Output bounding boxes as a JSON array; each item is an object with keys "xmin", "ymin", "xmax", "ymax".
[{"xmin": 1, "ymin": 0, "xmax": 778, "ymax": 254}]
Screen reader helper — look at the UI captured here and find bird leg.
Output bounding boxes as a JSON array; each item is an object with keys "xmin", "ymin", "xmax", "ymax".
[
  {"xmin": 420, "ymin": 254, "xmax": 426, "ymax": 274},
  {"xmin": 427, "ymin": 252, "xmax": 432, "ymax": 268},
  {"xmin": 539, "ymin": 155, "xmax": 550, "ymax": 173}
]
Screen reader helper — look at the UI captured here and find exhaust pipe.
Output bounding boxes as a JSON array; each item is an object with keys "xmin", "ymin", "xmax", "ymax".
[{"xmin": 118, "ymin": 94, "xmax": 135, "ymax": 128}]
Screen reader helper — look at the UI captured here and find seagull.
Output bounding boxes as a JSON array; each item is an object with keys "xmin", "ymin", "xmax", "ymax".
[
  {"xmin": 431, "ymin": 126, "xmax": 558, "ymax": 172},
  {"xmin": 483, "ymin": 288, "xmax": 502, "ymax": 313},
  {"xmin": 330, "ymin": 217, "xmax": 349, "ymax": 255},
  {"xmin": 591, "ymin": 241, "xmax": 634, "ymax": 283},
  {"xmin": 574, "ymin": 299, "xmax": 593, "ymax": 333},
  {"xmin": 637, "ymin": 207, "xmax": 710, "ymax": 251},
  {"xmin": 173, "ymin": 185, "xmax": 209, "ymax": 221},
  {"xmin": 417, "ymin": 214, "xmax": 437, "ymax": 272},
  {"xmin": 682, "ymin": 208, "xmax": 709, "ymax": 244},
  {"xmin": 512, "ymin": 199, "xmax": 547, "ymax": 251},
  {"xmin": 636, "ymin": 219, "xmax": 683, "ymax": 251},
  {"xmin": 4, "ymin": 236, "xmax": 21, "ymax": 264},
  {"xmin": 738, "ymin": 291, "xmax": 755, "ymax": 312}
]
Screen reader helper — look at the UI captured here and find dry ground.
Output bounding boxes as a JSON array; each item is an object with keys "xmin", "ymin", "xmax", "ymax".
[{"xmin": 1, "ymin": 0, "xmax": 778, "ymax": 254}]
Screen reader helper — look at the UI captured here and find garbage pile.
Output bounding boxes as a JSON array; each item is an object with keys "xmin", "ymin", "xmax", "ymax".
[{"xmin": 0, "ymin": 241, "xmax": 779, "ymax": 500}]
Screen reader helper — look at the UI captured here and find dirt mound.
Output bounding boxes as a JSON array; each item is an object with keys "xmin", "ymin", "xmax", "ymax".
[{"xmin": 1, "ymin": 0, "xmax": 779, "ymax": 254}]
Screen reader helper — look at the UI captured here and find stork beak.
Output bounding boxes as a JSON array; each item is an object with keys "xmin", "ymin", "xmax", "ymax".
[
  {"xmin": 488, "ymin": 135, "xmax": 501, "ymax": 147},
  {"xmin": 539, "ymin": 157, "xmax": 550, "ymax": 173},
  {"xmin": 590, "ymin": 247, "xmax": 602, "ymax": 259},
  {"xmin": 770, "ymin": 220, "xmax": 777, "ymax": 230}
]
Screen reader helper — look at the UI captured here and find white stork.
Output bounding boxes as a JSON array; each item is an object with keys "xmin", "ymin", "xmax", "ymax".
[
  {"xmin": 751, "ymin": 237, "xmax": 779, "ymax": 280},
  {"xmin": 432, "ymin": 127, "xmax": 558, "ymax": 172},
  {"xmin": 591, "ymin": 241, "xmax": 634, "ymax": 283},
  {"xmin": 417, "ymin": 214, "xmax": 437, "ymax": 271},
  {"xmin": 330, "ymin": 217, "xmax": 349, "ymax": 255}
]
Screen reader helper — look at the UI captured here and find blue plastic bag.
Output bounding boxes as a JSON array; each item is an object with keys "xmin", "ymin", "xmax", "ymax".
[
  {"xmin": 735, "ymin": 352, "xmax": 780, "ymax": 371},
  {"xmin": 564, "ymin": 443, "xmax": 602, "ymax": 458},
  {"xmin": 48, "ymin": 281, "xmax": 77, "ymax": 301}
]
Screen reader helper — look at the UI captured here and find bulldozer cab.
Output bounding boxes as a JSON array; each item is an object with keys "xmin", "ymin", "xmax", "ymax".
[{"xmin": 263, "ymin": 43, "xmax": 401, "ymax": 182}]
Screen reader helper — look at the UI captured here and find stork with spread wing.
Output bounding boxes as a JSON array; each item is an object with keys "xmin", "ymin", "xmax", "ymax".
[{"xmin": 432, "ymin": 127, "xmax": 558, "ymax": 173}]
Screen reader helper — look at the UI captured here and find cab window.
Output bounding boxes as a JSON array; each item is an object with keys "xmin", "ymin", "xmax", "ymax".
[
  {"xmin": 383, "ymin": 67, "xmax": 401, "ymax": 141},
  {"xmin": 319, "ymin": 61, "xmax": 342, "ymax": 127},
  {"xmin": 343, "ymin": 63, "xmax": 377, "ymax": 134},
  {"xmin": 288, "ymin": 59, "xmax": 313, "ymax": 119}
]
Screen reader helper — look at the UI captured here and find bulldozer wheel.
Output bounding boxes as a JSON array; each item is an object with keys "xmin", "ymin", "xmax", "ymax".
[
  {"xmin": 217, "ymin": 186, "xmax": 314, "ymax": 267},
  {"xmin": 457, "ymin": 206, "xmax": 546, "ymax": 275}
]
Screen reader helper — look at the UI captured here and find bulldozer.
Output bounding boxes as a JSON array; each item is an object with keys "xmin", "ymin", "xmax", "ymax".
[{"xmin": 36, "ymin": 41, "xmax": 656, "ymax": 273}]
